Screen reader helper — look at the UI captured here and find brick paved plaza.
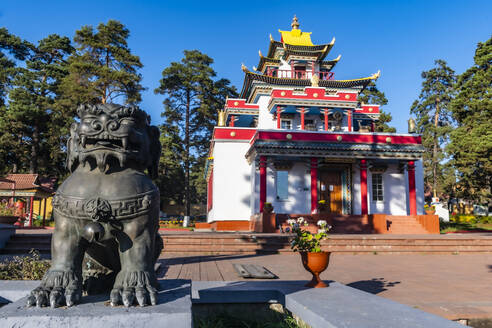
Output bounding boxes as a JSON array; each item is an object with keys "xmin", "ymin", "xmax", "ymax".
[{"xmin": 158, "ymin": 252, "xmax": 492, "ymax": 321}]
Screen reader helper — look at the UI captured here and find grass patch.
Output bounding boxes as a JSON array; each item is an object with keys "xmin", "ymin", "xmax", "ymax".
[
  {"xmin": 193, "ymin": 304, "xmax": 310, "ymax": 328},
  {"xmin": 159, "ymin": 222, "xmax": 194, "ymax": 230},
  {"xmin": 440, "ymin": 221, "xmax": 492, "ymax": 234},
  {"xmin": 193, "ymin": 311, "xmax": 308, "ymax": 328},
  {"xmin": 0, "ymin": 250, "xmax": 50, "ymax": 280}
]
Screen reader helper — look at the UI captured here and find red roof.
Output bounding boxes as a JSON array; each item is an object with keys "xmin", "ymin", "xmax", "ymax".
[{"xmin": 0, "ymin": 174, "xmax": 55, "ymax": 193}]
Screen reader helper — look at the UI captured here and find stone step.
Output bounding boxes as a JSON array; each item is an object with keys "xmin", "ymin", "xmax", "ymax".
[{"xmin": 161, "ymin": 233, "xmax": 492, "ymax": 254}]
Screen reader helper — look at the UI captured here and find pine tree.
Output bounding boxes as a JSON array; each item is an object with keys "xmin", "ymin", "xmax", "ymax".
[
  {"xmin": 60, "ymin": 20, "xmax": 144, "ymax": 105},
  {"xmin": 0, "ymin": 28, "xmax": 32, "ymax": 106},
  {"xmin": 448, "ymin": 37, "xmax": 492, "ymax": 202},
  {"xmin": 358, "ymin": 81, "xmax": 396, "ymax": 132},
  {"xmin": 0, "ymin": 28, "xmax": 32, "ymax": 173},
  {"xmin": 2, "ymin": 34, "xmax": 73, "ymax": 174},
  {"xmin": 410, "ymin": 60, "xmax": 456, "ymax": 199},
  {"xmin": 154, "ymin": 50, "xmax": 237, "ymax": 215}
]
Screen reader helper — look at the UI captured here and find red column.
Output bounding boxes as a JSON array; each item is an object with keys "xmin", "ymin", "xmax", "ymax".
[
  {"xmin": 347, "ymin": 109, "xmax": 352, "ymax": 132},
  {"xmin": 229, "ymin": 115, "xmax": 235, "ymax": 127},
  {"xmin": 407, "ymin": 161, "xmax": 417, "ymax": 215},
  {"xmin": 42, "ymin": 198, "xmax": 47, "ymax": 227},
  {"xmin": 28, "ymin": 196, "xmax": 34, "ymax": 227},
  {"xmin": 323, "ymin": 109, "xmax": 329, "ymax": 131},
  {"xmin": 276, "ymin": 106, "xmax": 282, "ymax": 129},
  {"xmin": 297, "ymin": 108, "xmax": 306, "ymax": 130},
  {"xmin": 360, "ymin": 160, "xmax": 368, "ymax": 215},
  {"xmin": 311, "ymin": 158, "xmax": 318, "ymax": 213},
  {"xmin": 259, "ymin": 156, "xmax": 267, "ymax": 212}
]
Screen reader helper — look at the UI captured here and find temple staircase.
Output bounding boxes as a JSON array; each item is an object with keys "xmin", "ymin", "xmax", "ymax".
[
  {"xmin": 0, "ymin": 232, "xmax": 51, "ymax": 255},
  {"xmin": 161, "ymin": 232, "xmax": 492, "ymax": 255}
]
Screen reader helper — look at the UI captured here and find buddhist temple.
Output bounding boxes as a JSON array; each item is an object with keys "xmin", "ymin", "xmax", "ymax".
[{"xmin": 204, "ymin": 17, "xmax": 433, "ymax": 233}]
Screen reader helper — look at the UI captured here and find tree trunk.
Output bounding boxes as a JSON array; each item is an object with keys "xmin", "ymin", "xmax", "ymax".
[
  {"xmin": 29, "ymin": 125, "xmax": 39, "ymax": 174},
  {"xmin": 185, "ymin": 89, "xmax": 191, "ymax": 217},
  {"xmin": 433, "ymin": 99, "xmax": 440, "ymax": 198}
]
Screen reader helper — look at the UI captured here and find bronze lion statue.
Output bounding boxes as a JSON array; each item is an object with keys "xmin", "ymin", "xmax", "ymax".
[{"xmin": 27, "ymin": 104, "xmax": 163, "ymax": 308}]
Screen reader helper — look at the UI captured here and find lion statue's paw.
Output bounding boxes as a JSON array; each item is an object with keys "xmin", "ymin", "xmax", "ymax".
[
  {"xmin": 109, "ymin": 270, "xmax": 158, "ymax": 307},
  {"xmin": 26, "ymin": 270, "xmax": 82, "ymax": 308}
]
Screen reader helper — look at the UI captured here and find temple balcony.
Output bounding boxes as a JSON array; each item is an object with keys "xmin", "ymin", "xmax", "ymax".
[{"xmin": 265, "ymin": 67, "xmax": 335, "ymax": 80}]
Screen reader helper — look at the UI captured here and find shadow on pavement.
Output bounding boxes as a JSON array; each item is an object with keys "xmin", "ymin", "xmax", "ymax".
[{"xmin": 346, "ymin": 277, "xmax": 401, "ymax": 294}]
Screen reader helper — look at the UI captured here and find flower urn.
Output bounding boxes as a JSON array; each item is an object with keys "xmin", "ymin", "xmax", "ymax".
[{"xmin": 300, "ymin": 251, "xmax": 331, "ymax": 288}]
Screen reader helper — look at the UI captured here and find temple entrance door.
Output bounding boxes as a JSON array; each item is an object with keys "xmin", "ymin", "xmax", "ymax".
[{"xmin": 319, "ymin": 170, "xmax": 342, "ymax": 214}]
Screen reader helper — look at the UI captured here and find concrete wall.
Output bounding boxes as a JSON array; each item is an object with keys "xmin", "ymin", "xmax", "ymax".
[
  {"xmin": 208, "ymin": 141, "xmax": 252, "ymax": 222},
  {"xmin": 0, "ymin": 224, "xmax": 15, "ymax": 249}
]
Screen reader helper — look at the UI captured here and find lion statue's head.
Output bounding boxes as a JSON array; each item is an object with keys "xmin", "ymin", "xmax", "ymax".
[{"xmin": 67, "ymin": 104, "xmax": 161, "ymax": 178}]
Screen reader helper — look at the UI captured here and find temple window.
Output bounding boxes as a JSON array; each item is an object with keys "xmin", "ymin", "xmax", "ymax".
[
  {"xmin": 294, "ymin": 66, "xmax": 306, "ymax": 79},
  {"xmin": 281, "ymin": 119, "xmax": 292, "ymax": 129},
  {"xmin": 372, "ymin": 173, "xmax": 384, "ymax": 202},
  {"xmin": 305, "ymin": 119, "xmax": 316, "ymax": 131},
  {"xmin": 276, "ymin": 170, "xmax": 289, "ymax": 200}
]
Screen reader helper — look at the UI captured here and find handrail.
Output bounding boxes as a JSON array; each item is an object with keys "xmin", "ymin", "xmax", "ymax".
[{"xmin": 265, "ymin": 68, "xmax": 335, "ymax": 80}]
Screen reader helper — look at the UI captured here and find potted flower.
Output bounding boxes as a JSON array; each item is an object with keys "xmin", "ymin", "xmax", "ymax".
[
  {"xmin": 424, "ymin": 204, "xmax": 436, "ymax": 215},
  {"xmin": 287, "ymin": 217, "xmax": 332, "ymax": 288},
  {"xmin": 0, "ymin": 200, "xmax": 20, "ymax": 225},
  {"xmin": 263, "ymin": 202, "xmax": 273, "ymax": 213}
]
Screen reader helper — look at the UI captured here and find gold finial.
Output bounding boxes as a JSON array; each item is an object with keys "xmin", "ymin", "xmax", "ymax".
[
  {"xmin": 371, "ymin": 70, "xmax": 381, "ymax": 79},
  {"xmin": 218, "ymin": 110, "xmax": 226, "ymax": 127},
  {"xmin": 334, "ymin": 54, "xmax": 341, "ymax": 61},
  {"xmin": 291, "ymin": 15, "xmax": 300, "ymax": 29},
  {"xmin": 311, "ymin": 74, "xmax": 319, "ymax": 87},
  {"xmin": 269, "ymin": 34, "xmax": 274, "ymax": 42},
  {"xmin": 241, "ymin": 63, "xmax": 248, "ymax": 72},
  {"xmin": 329, "ymin": 37, "xmax": 335, "ymax": 46},
  {"xmin": 258, "ymin": 50, "xmax": 263, "ymax": 58},
  {"xmin": 408, "ymin": 117, "xmax": 417, "ymax": 134}
]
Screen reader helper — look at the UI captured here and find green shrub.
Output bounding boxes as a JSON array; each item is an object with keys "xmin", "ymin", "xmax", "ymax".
[
  {"xmin": 478, "ymin": 216, "xmax": 492, "ymax": 224},
  {"xmin": 0, "ymin": 250, "xmax": 50, "ymax": 280},
  {"xmin": 193, "ymin": 311, "xmax": 308, "ymax": 328}
]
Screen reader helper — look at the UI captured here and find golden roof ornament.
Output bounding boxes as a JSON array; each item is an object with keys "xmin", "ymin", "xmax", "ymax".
[
  {"xmin": 311, "ymin": 74, "xmax": 319, "ymax": 87},
  {"xmin": 291, "ymin": 15, "xmax": 300, "ymax": 30},
  {"xmin": 408, "ymin": 117, "xmax": 417, "ymax": 134},
  {"xmin": 371, "ymin": 70, "xmax": 381, "ymax": 79},
  {"xmin": 218, "ymin": 110, "xmax": 226, "ymax": 127}
]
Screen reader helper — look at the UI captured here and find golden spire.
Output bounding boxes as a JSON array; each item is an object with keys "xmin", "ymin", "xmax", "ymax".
[{"xmin": 291, "ymin": 15, "xmax": 300, "ymax": 29}]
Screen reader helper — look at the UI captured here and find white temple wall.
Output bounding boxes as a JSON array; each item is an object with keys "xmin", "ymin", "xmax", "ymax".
[
  {"xmin": 352, "ymin": 165, "xmax": 362, "ymax": 215},
  {"xmin": 268, "ymin": 162, "xmax": 310, "ymax": 214},
  {"xmin": 368, "ymin": 164, "xmax": 407, "ymax": 215},
  {"xmin": 209, "ymin": 141, "xmax": 251, "ymax": 221},
  {"xmin": 416, "ymin": 159, "xmax": 424, "ymax": 215},
  {"xmin": 250, "ymin": 160, "xmax": 259, "ymax": 215},
  {"xmin": 257, "ymin": 95, "xmax": 276, "ymax": 129}
]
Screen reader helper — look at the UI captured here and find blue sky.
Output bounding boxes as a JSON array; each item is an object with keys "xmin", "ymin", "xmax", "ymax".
[{"xmin": 1, "ymin": 0, "xmax": 491, "ymax": 132}]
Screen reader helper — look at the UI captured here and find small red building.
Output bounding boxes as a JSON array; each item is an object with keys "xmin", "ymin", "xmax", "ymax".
[{"xmin": 0, "ymin": 174, "xmax": 55, "ymax": 226}]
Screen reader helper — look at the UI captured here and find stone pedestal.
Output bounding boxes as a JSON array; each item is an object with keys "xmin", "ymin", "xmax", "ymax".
[{"xmin": 0, "ymin": 280, "xmax": 191, "ymax": 328}]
